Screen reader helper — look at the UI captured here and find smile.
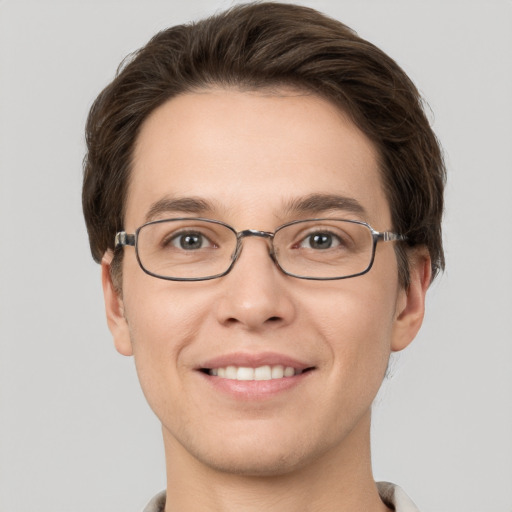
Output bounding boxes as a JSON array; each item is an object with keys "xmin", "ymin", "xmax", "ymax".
[{"xmin": 204, "ymin": 365, "xmax": 309, "ymax": 381}]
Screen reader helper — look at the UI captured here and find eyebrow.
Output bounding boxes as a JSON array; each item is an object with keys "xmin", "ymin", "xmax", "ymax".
[
  {"xmin": 144, "ymin": 196, "xmax": 215, "ymax": 223},
  {"xmin": 143, "ymin": 192, "xmax": 367, "ymax": 225},
  {"xmin": 282, "ymin": 193, "xmax": 367, "ymax": 218}
]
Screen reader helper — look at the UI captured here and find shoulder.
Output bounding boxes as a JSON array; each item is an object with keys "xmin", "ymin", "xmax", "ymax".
[
  {"xmin": 142, "ymin": 490, "xmax": 166, "ymax": 512},
  {"xmin": 377, "ymin": 482, "xmax": 421, "ymax": 512},
  {"xmin": 143, "ymin": 483, "xmax": 419, "ymax": 512}
]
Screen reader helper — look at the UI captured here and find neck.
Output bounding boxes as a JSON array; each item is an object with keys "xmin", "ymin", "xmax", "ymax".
[{"xmin": 162, "ymin": 411, "xmax": 391, "ymax": 512}]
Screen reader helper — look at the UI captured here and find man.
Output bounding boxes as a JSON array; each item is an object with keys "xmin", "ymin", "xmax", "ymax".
[{"xmin": 83, "ymin": 3, "xmax": 445, "ymax": 511}]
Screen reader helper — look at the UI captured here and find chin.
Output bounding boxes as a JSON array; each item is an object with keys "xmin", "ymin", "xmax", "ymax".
[
  {"xmin": 198, "ymin": 447, "xmax": 310, "ymax": 477},
  {"xmin": 181, "ymin": 426, "xmax": 323, "ymax": 477}
]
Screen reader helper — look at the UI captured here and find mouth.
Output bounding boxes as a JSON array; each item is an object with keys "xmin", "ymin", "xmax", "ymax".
[{"xmin": 200, "ymin": 365, "xmax": 315, "ymax": 381}]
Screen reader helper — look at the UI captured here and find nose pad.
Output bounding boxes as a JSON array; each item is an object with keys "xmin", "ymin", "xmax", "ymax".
[
  {"xmin": 230, "ymin": 231, "xmax": 276, "ymax": 270},
  {"xmin": 230, "ymin": 240, "xmax": 242, "ymax": 263}
]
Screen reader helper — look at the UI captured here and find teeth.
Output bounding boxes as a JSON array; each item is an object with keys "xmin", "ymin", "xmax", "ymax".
[
  {"xmin": 226, "ymin": 366, "xmax": 237, "ymax": 379},
  {"xmin": 271, "ymin": 366, "xmax": 284, "ymax": 379},
  {"xmin": 207, "ymin": 365, "xmax": 303, "ymax": 380},
  {"xmin": 284, "ymin": 366, "xmax": 295, "ymax": 377},
  {"xmin": 254, "ymin": 365, "xmax": 272, "ymax": 380}
]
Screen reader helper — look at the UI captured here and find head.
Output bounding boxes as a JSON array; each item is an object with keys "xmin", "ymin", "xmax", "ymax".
[
  {"xmin": 83, "ymin": 1, "xmax": 445, "ymax": 292},
  {"xmin": 82, "ymin": 2, "xmax": 445, "ymax": 480}
]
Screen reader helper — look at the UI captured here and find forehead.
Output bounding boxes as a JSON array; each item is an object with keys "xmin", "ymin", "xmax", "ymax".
[{"xmin": 127, "ymin": 88, "xmax": 390, "ymax": 229}]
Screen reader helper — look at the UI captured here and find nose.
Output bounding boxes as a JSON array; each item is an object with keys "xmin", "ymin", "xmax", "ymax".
[{"xmin": 215, "ymin": 235, "xmax": 296, "ymax": 331}]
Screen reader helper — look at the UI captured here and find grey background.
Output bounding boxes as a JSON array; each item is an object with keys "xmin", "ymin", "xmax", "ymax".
[{"xmin": 1, "ymin": 1, "xmax": 511, "ymax": 511}]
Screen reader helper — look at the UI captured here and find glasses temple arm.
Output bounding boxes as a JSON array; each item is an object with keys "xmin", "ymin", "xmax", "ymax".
[
  {"xmin": 377, "ymin": 232, "xmax": 407, "ymax": 242},
  {"xmin": 115, "ymin": 232, "xmax": 136, "ymax": 248}
]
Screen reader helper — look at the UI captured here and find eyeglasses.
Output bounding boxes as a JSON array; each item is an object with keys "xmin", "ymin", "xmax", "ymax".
[{"xmin": 114, "ymin": 217, "xmax": 406, "ymax": 281}]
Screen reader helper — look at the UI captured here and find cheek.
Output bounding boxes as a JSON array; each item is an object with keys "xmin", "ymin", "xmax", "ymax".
[
  {"xmin": 121, "ymin": 276, "xmax": 212, "ymax": 410},
  {"xmin": 122, "ymin": 257, "xmax": 208, "ymax": 347},
  {"xmin": 301, "ymin": 273, "xmax": 398, "ymax": 388},
  {"xmin": 302, "ymin": 269, "xmax": 398, "ymax": 343}
]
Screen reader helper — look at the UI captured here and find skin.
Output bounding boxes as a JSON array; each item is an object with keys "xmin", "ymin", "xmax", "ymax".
[{"xmin": 102, "ymin": 88, "xmax": 431, "ymax": 512}]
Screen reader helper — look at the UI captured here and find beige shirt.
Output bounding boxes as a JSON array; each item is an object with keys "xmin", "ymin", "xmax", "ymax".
[{"xmin": 142, "ymin": 482, "xmax": 420, "ymax": 511}]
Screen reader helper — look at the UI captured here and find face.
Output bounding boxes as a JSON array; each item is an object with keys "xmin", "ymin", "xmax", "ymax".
[{"xmin": 103, "ymin": 88, "xmax": 429, "ymax": 477}]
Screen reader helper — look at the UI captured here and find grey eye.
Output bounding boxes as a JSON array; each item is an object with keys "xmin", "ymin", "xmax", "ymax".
[
  {"xmin": 170, "ymin": 232, "xmax": 211, "ymax": 250},
  {"xmin": 301, "ymin": 232, "xmax": 341, "ymax": 250}
]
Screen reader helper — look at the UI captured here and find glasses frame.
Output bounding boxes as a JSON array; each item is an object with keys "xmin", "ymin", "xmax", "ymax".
[{"xmin": 114, "ymin": 217, "xmax": 406, "ymax": 281}]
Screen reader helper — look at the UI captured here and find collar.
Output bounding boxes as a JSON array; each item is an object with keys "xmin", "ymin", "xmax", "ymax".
[{"xmin": 143, "ymin": 482, "xmax": 420, "ymax": 512}]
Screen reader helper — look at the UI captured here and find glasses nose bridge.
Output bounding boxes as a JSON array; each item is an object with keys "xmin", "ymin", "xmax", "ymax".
[
  {"xmin": 233, "ymin": 229, "xmax": 276, "ymax": 262},
  {"xmin": 237, "ymin": 229, "xmax": 274, "ymax": 241}
]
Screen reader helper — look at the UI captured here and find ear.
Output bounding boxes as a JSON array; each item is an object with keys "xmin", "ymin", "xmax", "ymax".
[
  {"xmin": 101, "ymin": 252, "xmax": 133, "ymax": 356},
  {"xmin": 391, "ymin": 248, "xmax": 432, "ymax": 352}
]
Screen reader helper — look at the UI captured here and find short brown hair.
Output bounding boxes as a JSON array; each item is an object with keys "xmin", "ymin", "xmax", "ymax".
[{"xmin": 83, "ymin": 1, "xmax": 445, "ymax": 287}]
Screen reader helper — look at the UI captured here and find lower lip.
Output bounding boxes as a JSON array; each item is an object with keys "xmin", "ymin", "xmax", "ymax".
[{"xmin": 197, "ymin": 370, "xmax": 313, "ymax": 400}]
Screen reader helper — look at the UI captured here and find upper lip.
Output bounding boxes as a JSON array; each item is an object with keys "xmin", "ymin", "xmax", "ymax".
[{"xmin": 197, "ymin": 352, "xmax": 314, "ymax": 371}]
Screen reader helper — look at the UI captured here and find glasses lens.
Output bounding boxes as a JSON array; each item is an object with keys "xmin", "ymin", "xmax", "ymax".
[
  {"xmin": 274, "ymin": 220, "xmax": 374, "ymax": 279},
  {"xmin": 136, "ymin": 219, "xmax": 237, "ymax": 280}
]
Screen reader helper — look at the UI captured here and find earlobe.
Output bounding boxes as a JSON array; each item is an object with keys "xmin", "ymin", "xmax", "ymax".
[
  {"xmin": 391, "ymin": 248, "xmax": 432, "ymax": 352},
  {"xmin": 101, "ymin": 252, "xmax": 133, "ymax": 356}
]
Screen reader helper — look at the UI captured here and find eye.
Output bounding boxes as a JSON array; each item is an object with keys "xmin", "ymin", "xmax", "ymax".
[
  {"xmin": 167, "ymin": 231, "xmax": 213, "ymax": 250},
  {"xmin": 300, "ymin": 232, "xmax": 342, "ymax": 250}
]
